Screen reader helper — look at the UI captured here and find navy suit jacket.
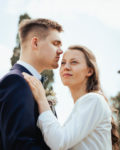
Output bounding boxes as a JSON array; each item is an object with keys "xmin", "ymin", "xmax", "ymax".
[{"xmin": 0, "ymin": 64, "xmax": 50, "ymax": 150}]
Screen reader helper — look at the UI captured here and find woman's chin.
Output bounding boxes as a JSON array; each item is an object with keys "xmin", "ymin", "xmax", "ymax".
[{"xmin": 62, "ymin": 81, "xmax": 71, "ymax": 87}]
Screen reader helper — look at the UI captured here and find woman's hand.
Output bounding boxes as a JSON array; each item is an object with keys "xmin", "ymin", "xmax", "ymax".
[
  {"xmin": 22, "ymin": 72, "xmax": 46, "ymax": 104},
  {"xmin": 22, "ymin": 72, "xmax": 50, "ymax": 113},
  {"xmin": 22, "ymin": 72, "xmax": 51, "ymax": 114}
]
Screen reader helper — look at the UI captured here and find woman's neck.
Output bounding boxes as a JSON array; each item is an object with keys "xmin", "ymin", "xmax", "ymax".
[{"xmin": 69, "ymin": 84, "xmax": 87, "ymax": 103}]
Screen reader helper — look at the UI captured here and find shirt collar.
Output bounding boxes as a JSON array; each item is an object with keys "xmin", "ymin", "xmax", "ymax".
[{"xmin": 17, "ymin": 60, "xmax": 41, "ymax": 80}]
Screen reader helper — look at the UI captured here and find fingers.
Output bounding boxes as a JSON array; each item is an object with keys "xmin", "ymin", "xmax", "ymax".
[
  {"xmin": 22, "ymin": 72, "xmax": 34, "ymax": 90},
  {"xmin": 22, "ymin": 72, "xmax": 38, "ymax": 82},
  {"xmin": 22, "ymin": 72, "xmax": 46, "ymax": 103},
  {"xmin": 22, "ymin": 72, "xmax": 39, "ymax": 88}
]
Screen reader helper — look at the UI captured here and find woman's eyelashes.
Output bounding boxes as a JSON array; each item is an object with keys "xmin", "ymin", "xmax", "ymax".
[
  {"xmin": 61, "ymin": 60, "xmax": 78, "ymax": 65},
  {"xmin": 71, "ymin": 61, "xmax": 77, "ymax": 64}
]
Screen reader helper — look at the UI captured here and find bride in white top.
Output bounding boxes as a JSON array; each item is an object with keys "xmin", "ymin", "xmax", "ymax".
[{"xmin": 23, "ymin": 45, "xmax": 119, "ymax": 150}]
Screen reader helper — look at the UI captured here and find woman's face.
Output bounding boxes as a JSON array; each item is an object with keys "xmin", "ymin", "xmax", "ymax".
[{"xmin": 60, "ymin": 49, "xmax": 91, "ymax": 88}]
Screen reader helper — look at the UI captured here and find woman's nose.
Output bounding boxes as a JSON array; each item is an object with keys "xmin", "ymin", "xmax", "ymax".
[{"xmin": 64, "ymin": 63, "xmax": 71, "ymax": 70}]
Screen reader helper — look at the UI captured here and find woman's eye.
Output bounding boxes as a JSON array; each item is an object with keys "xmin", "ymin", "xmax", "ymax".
[
  {"xmin": 71, "ymin": 61, "xmax": 77, "ymax": 64},
  {"xmin": 61, "ymin": 62, "xmax": 65, "ymax": 65}
]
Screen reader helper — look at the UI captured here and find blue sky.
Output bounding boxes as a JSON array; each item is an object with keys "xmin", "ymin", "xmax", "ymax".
[{"xmin": 0, "ymin": 0, "xmax": 120, "ymax": 123}]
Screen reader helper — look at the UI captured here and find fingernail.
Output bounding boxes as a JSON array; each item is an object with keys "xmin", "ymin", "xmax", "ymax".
[{"xmin": 22, "ymin": 72, "xmax": 28, "ymax": 76}]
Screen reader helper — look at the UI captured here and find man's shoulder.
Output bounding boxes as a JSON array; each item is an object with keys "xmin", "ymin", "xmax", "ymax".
[
  {"xmin": 0, "ymin": 69, "xmax": 31, "ymax": 101},
  {"xmin": 0, "ymin": 69, "xmax": 25, "ymax": 87}
]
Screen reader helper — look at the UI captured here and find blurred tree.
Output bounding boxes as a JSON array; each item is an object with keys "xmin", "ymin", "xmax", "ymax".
[
  {"xmin": 111, "ymin": 92, "xmax": 120, "ymax": 134},
  {"xmin": 41, "ymin": 70, "xmax": 54, "ymax": 89},
  {"xmin": 111, "ymin": 70, "xmax": 120, "ymax": 138},
  {"xmin": 11, "ymin": 13, "xmax": 31, "ymax": 66},
  {"xmin": 10, "ymin": 13, "xmax": 54, "ymax": 90}
]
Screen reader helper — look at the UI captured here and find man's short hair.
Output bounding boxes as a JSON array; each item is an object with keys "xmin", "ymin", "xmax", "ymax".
[{"xmin": 19, "ymin": 18, "xmax": 63, "ymax": 44}]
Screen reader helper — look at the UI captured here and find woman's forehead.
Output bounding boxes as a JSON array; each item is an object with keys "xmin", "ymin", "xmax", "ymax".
[{"xmin": 62, "ymin": 50, "xmax": 85, "ymax": 59}]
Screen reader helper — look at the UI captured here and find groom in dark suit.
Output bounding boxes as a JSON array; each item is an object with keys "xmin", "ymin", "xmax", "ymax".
[{"xmin": 0, "ymin": 18, "xmax": 63, "ymax": 150}]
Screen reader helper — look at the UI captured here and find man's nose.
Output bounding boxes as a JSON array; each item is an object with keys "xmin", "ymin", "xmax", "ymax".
[{"xmin": 57, "ymin": 48, "xmax": 63, "ymax": 55}]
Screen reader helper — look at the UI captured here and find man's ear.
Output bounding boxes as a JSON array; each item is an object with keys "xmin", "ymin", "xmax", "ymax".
[
  {"xmin": 31, "ymin": 37, "xmax": 38, "ymax": 50},
  {"xmin": 87, "ymin": 68, "xmax": 94, "ymax": 77}
]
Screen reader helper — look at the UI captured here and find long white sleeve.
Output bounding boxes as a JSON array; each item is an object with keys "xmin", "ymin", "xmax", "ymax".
[{"xmin": 37, "ymin": 93, "xmax": 112, "ymax": 150}]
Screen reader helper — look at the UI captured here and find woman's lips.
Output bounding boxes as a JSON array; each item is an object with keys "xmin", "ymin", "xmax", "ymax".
[{"xmin": 63, "ymin": 73, "xmax": 72, "ymax": 77}]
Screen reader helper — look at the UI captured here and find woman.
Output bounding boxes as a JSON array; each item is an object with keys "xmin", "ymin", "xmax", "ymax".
[{"xmin": 23, "ymin": 45, "xmax": 119, "ymax": 150}]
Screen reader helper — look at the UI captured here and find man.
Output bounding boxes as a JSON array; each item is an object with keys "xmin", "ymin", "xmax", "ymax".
[{"xmin": 0, "ymin": 18, "xmax": 63, "ymax": 150}]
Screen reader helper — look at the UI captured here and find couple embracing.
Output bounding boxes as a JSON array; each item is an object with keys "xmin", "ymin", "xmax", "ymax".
[{"xmin": 0, "ymin": 18, "xmax": 119, "ymax": 150}]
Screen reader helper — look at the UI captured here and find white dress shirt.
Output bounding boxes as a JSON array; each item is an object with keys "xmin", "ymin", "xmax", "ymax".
[
  {"xmin": 37, "ymin": 92, "xmax": 112, "ymax": 150},
  {"xmin": 17, "ymin": 60, "xmax": 41, "ymax": 80}
]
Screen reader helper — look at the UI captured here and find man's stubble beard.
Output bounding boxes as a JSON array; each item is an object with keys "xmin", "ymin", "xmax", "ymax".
[{"xmin": 51, "ymin": 62, "xmax": 59, "ymax": 69}]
